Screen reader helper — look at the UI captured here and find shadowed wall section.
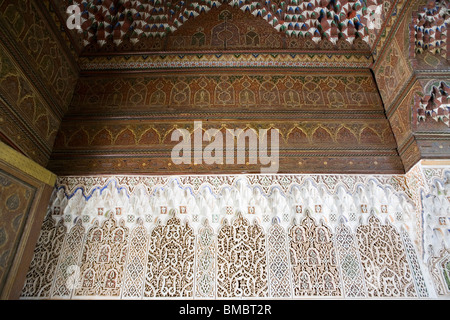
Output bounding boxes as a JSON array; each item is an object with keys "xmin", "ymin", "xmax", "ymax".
[
  {"xmin": 0, "ymin": 142, "xmax": 56, "ymax": 299},
  {"xmin": 0, "ymin": 0, "xmax": 77, "ymax": 298}
]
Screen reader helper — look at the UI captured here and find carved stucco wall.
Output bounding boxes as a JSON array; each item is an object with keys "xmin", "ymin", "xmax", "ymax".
[{"xmin": 20, "ymin": 162, "xmax": 450, "ymax": 299}]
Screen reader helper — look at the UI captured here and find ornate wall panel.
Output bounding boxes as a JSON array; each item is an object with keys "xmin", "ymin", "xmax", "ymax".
[
  {"xmin": 373, "ymin": 1, "xmax": 450, "ymax": 170},
  {"xmin": 373, "ymin": 7, "xmax": 414, "ymax": 111},
  {"xmin": 144, "ymin": 214, "xmax": 195, "ymax": 298},
  {"xmin": 428, "ymin": 248, "xmax": 450, "ymax": 296},
  {"xmin": 0, "ymin": 103, "xmax": 49, "ymax": 167},
  {"xmin": 389, "ymin": 82, "xmax": 419, "ymax": 152},
  {"xmin": 49, "ymin": 70, "xmax": 403, "ymax": 175},
  {"xmin": 195, "ymin": 219, "xmax": 216, "ymax": 298},
  {"xmin": 0, "ymin": 43, "xmax": 60, "ymax": 166},
  {"xmin": 289, "ymin": 211, "xmax": 342, "ymax": 297},
  {"xmin": 74, "ymin": 216, "xmax": 129, "ymax": 298},
  {"xmin": 401, "ymin": 228, "xmax": 429, "ymax": 298},
  {"xmin": 20, "ymin": 170, "xmax": 442, "ymax": 299},
  {"xmin": 356, "ymin": 215, "xmax": 417, "ymax": 297},
  {"xmin": 2, "ymin": 0, "xmax": 448, "ymax": 302},
  {"xmin": 267, "ymin": 220, "xmax": 292, "ymax": 298},
  {"xmin": 0, "ymin": 0, "xmax": 78, "ymax": 115},
  {"xmin": 0, "ymin": 0, "xmax": 78, "ymax": 166},
  {"xmin": 50, "ymin": 219, "xmax": 85, "ymax": 299},
  {"xmin": 419, "ymin": 164, "xmax": 450, "ymax": 297},
  {"xmin": 334, "ymin": 219, "xmax": 368, "ymax": 298},
  {"xmin": 0, "ymin": 169, "xmax": 36, "ymax": 294},
  {"xmin": 0, "ymin": 141, "xmax": 55, "ymax": 299},
  {"xmin": 122, "ymin": 219, "xmax": 149, "ymax": 299},
  {"xmin": 67, "ymin": 73, "xmax": 384, "ymax": 114},
  {"xmin": 216, "ymin": 213, "xmax": 267, "ymax": 298},
  {"xmin": 375, "ymin": 37, "xmax": 413, "ymax": 109},
  {"xmin": 21, "ymin": 216, "xmax": 66, "ymax": 298}
]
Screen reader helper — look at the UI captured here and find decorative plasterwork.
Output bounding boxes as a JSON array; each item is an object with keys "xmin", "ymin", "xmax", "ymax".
[
  {"xmin": 67, "ymin": 0, "xmax": 387, "ymax": 49},
  {"xmin": 413, "ymin": 0, "xmax": 450, "ymax": 58},
  {"xmin": 416, "ymin": 162, "xmax": 450, "ymax": 297},
  {"xmin": 421, "ymin": 165, "xmax": 450, "ymax": 259},
  {"xmin": 417, "ymin": 81, "xmax": 450, "ymax": 127},
  {"xmin": 428, "ymin": 247, "xmax": 450, "ymax": 295},
  {"xmin": 50, "ymin": 174, "xmax": 419, "ymax": 245},
  {"xmin": 21, "ymin": 170, "xmax": 442, "ymax": 299},
  {"xmin": 78, "ymin": 52, "xmax": 374, "ymax": 71},
  {"xmin": 54, "ymin": 173, "xmax": 411, "ymax": 202}
]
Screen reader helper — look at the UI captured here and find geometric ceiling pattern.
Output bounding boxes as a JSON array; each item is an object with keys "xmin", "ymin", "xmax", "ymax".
[
  {"xmin": 69, "ymin": 0, "xmax": 386, "ymax": 48},
  {"xmin": 413, "ymin": 0, "xmax": 449, "ymax": 57},
  {"xmin": 417, "ymin": 81, "xmax": 450, "ymax": 127}
]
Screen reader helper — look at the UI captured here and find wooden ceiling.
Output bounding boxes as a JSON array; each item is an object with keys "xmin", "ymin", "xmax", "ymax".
[
  {"xmin": 64, "ymin": 0, "xmax": 387, "ymax": 54},
  {"xmin": 29, "ymin": 0, "xmax": 450, "ymax": 175}
]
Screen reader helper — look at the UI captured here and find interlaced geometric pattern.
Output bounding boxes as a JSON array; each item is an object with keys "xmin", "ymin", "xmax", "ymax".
[
  {"xmin": 267, "ymin": 219, "xmax": 292, "ymax": 298},
  {"xmin": 421, "ymin": 168, "xmax": 450, "ymax": 297},
  {"xmin": 217, "ymin": 213, "xmax": 268, "ymax": 297},
  {"xmin": 400, "ymin": 229, "xmax": 429, "ymax": 298},
  {"xmin": 21, "ymin": 211, "xmax": 431, "ymax": 299},
  {"xmin": 21, "ymin": 173, "xmax": 438, "ymax": 299},
  {"xmin": 356, "ymin": 215, "xmax": 417, "ymax": 297},
  {"xmin": 428, "ymin": 248, "xmax": 450, "ymax": 296},
  {"xmin": 67, "ymin": 0, "xmax": 387, "ymax": 49},
  {"xmin": 413, "ymin": 0, "xmax": 450, "ymax": 58},
  {"xmin": 74, "ymin": 215, "xmax": 129, "ymax": 297},
  {"xmin": 50, "ymin": 219, "xmax": 85, "ymax": 298},
  {"xmin": 21, "ymin": 216, "xmax": 67, "ymax": 298},
  {"xmin": 144, "ymin": 213, "xmax": 195, "ymax": 297},
  {"xmin": 417, "ymin": 81, "xmax": 450, "ymax": 127},
  {"xmin": 122, "ymin": 219, "xmax": 149, "ymax": 298},
  {"xmin": 195, "ymin": 219, "xmax": 216, "ymax": 298},
  {"xmin": 334, "ymin": 219, "xmax": 367, "ymax": 298},
  {"xmin": 289, "ymin": 211, "xmax": 342, "ymax": 297}
]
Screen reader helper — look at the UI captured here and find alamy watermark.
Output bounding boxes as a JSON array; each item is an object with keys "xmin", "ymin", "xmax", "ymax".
[
  {"xmin": 367, "ymin": 5, "xmax": 383, "ymax": 30},
  {"xmin": 171, "ymin": 121, "xmax": 279, "ymax": 174},
  {"xmin": 66, "ymin": 5, "xmax": 81, "ymax": 30}
]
